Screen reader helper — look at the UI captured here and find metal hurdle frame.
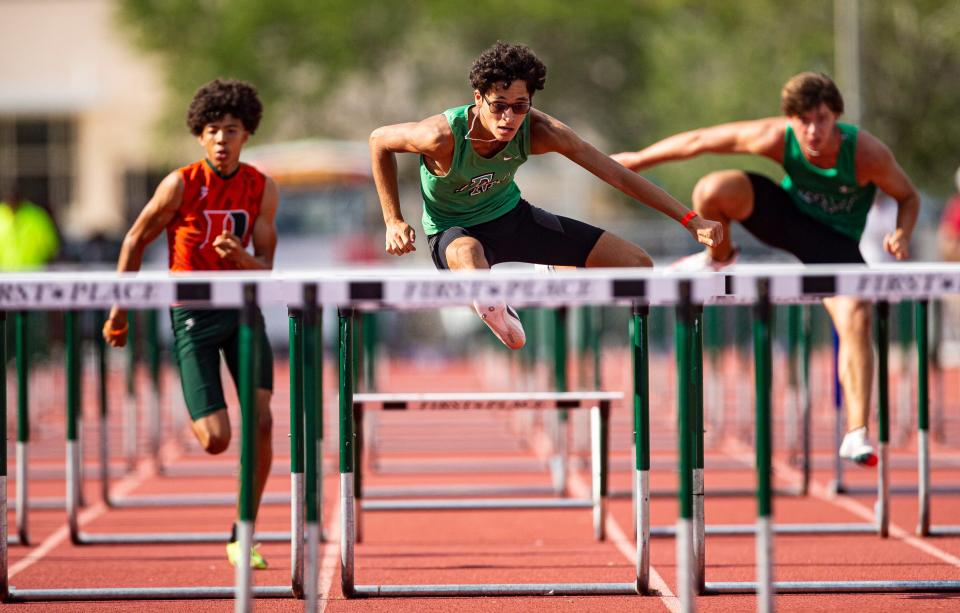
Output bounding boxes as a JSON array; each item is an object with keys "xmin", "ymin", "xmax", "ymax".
[
  {"xmin": 64, "ymin": 307, "xmax": 293, "ymax": 546},
  {"xmin": 103, "ymin": 309, "xmax": 295, "ymax": 508},
  {"xmin": 826, "ymin": 297, "xmax": 960, "ymax": 498},
  {"xmin": 693, "ymin": 269, "xmax": 960, "ymax": 602},
  {"xmin": 360, "ymin": 306, "xmax": 574, "ymax": 498},
  {"xmin": 0, "ymin": 276, "xmax": 311, "ymax": 606},
  {"xmin": 337, "ymin": 308, "xmax": 635, "ymax": 598},
  {"xmin": 916, "ymin": 299, "xmax": 960, "ymax": 537}
]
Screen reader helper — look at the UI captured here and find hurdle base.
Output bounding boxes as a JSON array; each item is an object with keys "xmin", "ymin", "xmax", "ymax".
[
  {"xmin": 361, "ymin": 498, "xmax": 593, "ymax": 511},
  {"xmin": 6, "ymin": 586, "xmax": 293, "ymax": 602},
  {"xmin": 704, "ymin": 580, "xmax": 960, "ymax": 594},
  {"xmin": 650, "ymin": 523, "xmax": 876, "ymax": 537},
  {"xmin": 106, "ymin": 491, "xmax": 291, "ymax": 508},
  {"xmin": 75, "ymin": 530, "xmax": 290, "ymax": 544},
  {"xmin": 352, "ymin": 582, "xmax": 638, "ymax": 597}
]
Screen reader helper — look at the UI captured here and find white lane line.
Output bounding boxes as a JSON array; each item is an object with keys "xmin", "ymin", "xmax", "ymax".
[
  {"xmin": 568, "ymin": 470, "xmax": 679, "ymax": 612},
  {"xmin": 722, "ymin": 438, "xmax": 960, "ymax": 570},
  {"xmin": 9, "ymin": 454, "xmax": 161, "ymax": 578},
  {"xmin": 317, "ymin": 478, "xmax": 341, "ymax": 613}
]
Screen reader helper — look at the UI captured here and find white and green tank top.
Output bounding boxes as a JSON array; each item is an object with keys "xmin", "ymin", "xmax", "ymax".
[
  {"xmin": 420, "ymin": 104, "xmax": 531, "ymax": 235},
  {"xmin": 780, "ymin": 122, "xmax": 877, "ymax": 241}
]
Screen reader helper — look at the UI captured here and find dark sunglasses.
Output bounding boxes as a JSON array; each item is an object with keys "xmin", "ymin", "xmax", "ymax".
[{"xmin": 482, "ymin": 94, "xmax": 531, "ymax": 115}]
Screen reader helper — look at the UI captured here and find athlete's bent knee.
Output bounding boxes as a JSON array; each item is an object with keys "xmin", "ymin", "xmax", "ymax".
[
  {"xmin": 202, "ymin": 431, "xmax": 230, "ymax": 455},
  {"xmin": 693, "ymin": 170, "xmax": 745, "ymax": 214},
  {"xmin": 447, "ymin": 242, "xmax": 484, "ymax": 268}
]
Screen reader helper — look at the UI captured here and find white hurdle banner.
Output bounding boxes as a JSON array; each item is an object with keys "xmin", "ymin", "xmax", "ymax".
[
  {"xmin": 2, "ymin": 263, "xmax": 960, "ymax": 311},
  {"xmin": 3, "ymin": 263, "xmax": 960, "ymax": 609}
]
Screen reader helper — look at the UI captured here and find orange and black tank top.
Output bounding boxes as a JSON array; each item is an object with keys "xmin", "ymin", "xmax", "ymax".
[{"xmin": 167, "ymin": 159, "xmax": 266, "ymax": 272}]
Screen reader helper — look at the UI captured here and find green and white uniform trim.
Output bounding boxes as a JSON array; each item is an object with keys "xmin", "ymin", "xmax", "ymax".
[
  {"xmin": 781, "ymin": 122, "xmax": 877, "ymax": 241},
  {"xmin": 420, "ymin": 104, "xmax": 532, "ymax": 236}
]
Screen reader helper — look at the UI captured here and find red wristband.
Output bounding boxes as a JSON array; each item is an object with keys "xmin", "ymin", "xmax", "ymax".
[{"xmin": 680, "ymin": 211, "xmax": 698, "ymax": 227}]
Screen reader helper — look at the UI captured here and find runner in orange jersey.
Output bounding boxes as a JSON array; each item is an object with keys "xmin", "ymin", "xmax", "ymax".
[{"xmin": 102, "ymin": 79, "xmax": 278, "ymax": 568}]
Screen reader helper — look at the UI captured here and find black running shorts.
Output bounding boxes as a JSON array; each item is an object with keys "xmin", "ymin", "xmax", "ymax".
[
  {"xmin": 171, "ymin": 307, "xmax": 274, "ymax": 421},
  {"xmin": 742, "ymin": 173, "xmax": 865, "ymax": 264},
  {"xmin": 427, "ymin": 199, "xmax": 605, "ymax": 270}
]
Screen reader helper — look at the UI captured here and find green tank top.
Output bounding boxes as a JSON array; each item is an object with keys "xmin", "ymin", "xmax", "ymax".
[
  {"xmin": 420, "ymin": 103, "xmax": 531, "ymax": 235},
  {"xmin": 780, "ymin": 122, "xmax": 876, "ymax": 241}
]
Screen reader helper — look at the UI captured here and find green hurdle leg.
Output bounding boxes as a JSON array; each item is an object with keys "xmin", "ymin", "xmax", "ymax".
[
  {"xmin": 353, "ymin": 312, "xmax": 366, "ymax": 545},
  {"xmin": 123, "ymin": 314, "xmax": 138, "ymax": 470},
  {"xmin": 552, "ymin": 307, "xmax": 568, "ymax": 496},
  {"xmin": 632, "ymin": 304, "xmax": 651, "ymax": 594},
  {"xmin": 362, "ymin": 312, "xmax": 377, "ymax": 392},
  {"xmin": 314, "ymin": 307, "xmax": 324, "ymax": 542},
  {"xmin": 339, "ymin": 309, "xmax": 357, "ymax": 598},
  {"xmin": 876, "ymin": 301, "xmax": 890, "ymax": 538},
  {"xmin": 65, "ymin": 312, "xmax": 82, "ymax": 543},
  {"xmin": 692, "ymin": 306, "xmax": 706, "ymax": 595},
  {"xmin": 96, "ymin": 310, "xmax": 110, "ymax": 507},
  {"xmin": 675, "ymin": 281, "xmax": 695, "ymax": 612},
  {"xmin": 916, "ymin": 300, "xmax": 930, "ymax": 536},
  {"xmin": 146, "ymin": 310, "xmax": 162, "ymax": 468},
  {"xmin": 235, "ymin": 284, "xmax": 258, "ymax": 609},
  {"xmin": 799, "ymin": 305, "xmax": 812, "ymax": 496},
  {"xmin": 754, "ymin": 279, "xmax": 774, "ymax": 613},
  {"xmin": 288, "ymin": 308, "xmax": 305, "ymax": 598},
  {"xmin": 302, "ymin": 284, "xmax": 321, "ymax": 608},
  {"xmin": 895, "ymin": 301, "xmax": 913, "ymax": 443},
  {"xmin": 15, "ymin": 312, "xmax": 29, "ymax": 545}
]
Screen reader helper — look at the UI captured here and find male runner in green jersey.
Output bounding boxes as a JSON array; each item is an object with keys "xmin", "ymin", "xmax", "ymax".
[
  {"xmin": 370, "ymin": 42, "xmax": 721, "ymax": 349},
  {"xmin": 613, "ymin": 72, "xmax": 920, "ymax": 465}
]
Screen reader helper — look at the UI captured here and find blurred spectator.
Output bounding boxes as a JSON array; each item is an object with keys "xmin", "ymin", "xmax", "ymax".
[
  {"xmin": 938, "ymin": 166, "xmax": 960, "ymax": 262},
  {"xmin": 0, "ymin": 186, "xmax": 60, "ymax": 270}
]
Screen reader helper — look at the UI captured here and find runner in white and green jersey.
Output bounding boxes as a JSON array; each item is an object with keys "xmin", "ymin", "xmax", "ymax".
[
  {"xmin": 613, "ymin": 71, "xmax": 920, "ymax": 466},
  {"xmin": 370, "ymin": 41, "xmax": 722, "ymax": 349}
]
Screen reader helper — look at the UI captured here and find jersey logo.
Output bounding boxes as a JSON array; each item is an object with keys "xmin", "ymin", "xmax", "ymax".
[
  {"xmin": 200, "ymin": 210, "xmax": 250, "ymax": 248},
  {"xmin": 199, "ymin": 186, "xmax": 209, "ymax": 200},
  {"xmin": 454, "ymin": 172, "xmax": 511, "ymax": 196}
]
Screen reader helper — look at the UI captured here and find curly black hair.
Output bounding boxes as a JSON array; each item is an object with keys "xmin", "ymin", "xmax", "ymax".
[
  {"xmin": 186, "ymin": 78, "xmax": 263, "ymax": 136},
  {"xmin": 469, "ymin": 42, "xmax": 547, "ymax": 96}
]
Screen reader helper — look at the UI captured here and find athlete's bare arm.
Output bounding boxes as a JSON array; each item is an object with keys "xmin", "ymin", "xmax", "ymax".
[
  {"xmin": 530, "ymin": 110, "xmax": 722, "ymax": 248},
  {"xmin": 103, "ymin": 171, "xmax": 185, "ymax": 347},
  {"xmin": 855, "ymin": 131, "xmax": 920, "ymax": 260},
  {"xmin": 369, "ymin": 116, "xmax": 454, "ymax": 256},
  {"xmin": 212, "ymin": 176, "xmax": 278, "ymax": 270},
  {"xmin": 611, "ymin": 118, "xmax": 786, "ymax": 171}
]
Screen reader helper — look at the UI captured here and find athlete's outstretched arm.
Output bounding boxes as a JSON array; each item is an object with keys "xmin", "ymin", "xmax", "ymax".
[
  {"xmin": 369, "ymin": 116, "xmax": 453, "ymax": 256},
  {"xmin": 103, "ymin": 171, "xmax": 185, "ymax": 346},
  {"xmin": 857, "ymin": 132, "xmax": 920, "ymax": 260},
  {"xmin": 213, "ymin": 176, "xmax": 278, "ymax": 270},
  {"xmin": 611, "ymin": 118, "xmax": 784, "ymax": 171},
  {"xmin": 531, "ymin": 111, "xmax": 722, "ymax": 248}
]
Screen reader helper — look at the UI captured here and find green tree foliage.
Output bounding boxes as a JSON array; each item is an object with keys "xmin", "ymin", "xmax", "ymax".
[{"xmin": 117, "ymin": 0, "xmax": 960, "ymax": 201}]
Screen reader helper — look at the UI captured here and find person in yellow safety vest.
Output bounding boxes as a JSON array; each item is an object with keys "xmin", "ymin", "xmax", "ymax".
[{"xmin": 0, "ymin": 188, "xmax": 60, "ymax": 270}]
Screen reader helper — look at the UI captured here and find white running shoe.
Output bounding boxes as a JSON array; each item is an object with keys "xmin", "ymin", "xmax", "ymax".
[
  {"xmin": 839, "ymin": 426, "xmax": 878, "ymax": 467},
  {"xmin": 669, "ymin": 247, "xmax": 739, "ymax": 272},
  {"xmin": 473, "ymin": 300, "xmax": 526, "ymax": 350}
]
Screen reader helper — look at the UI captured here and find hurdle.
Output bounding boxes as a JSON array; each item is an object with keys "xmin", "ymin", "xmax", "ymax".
[
  {"xmin": 688, "ymin": 267, "xmax": 960, "ymax": 602},
  {"xmin": 916, "ymin": 299, "xmax": 960, "ymax": 536},
  {"xmin": 102, "ymin": 309, "xmax": 296, "ymax": 509},
  {"xmin": 824, "ymin": 298, "xmax": 960, "ymax": 498},
  {"xmin": 360, "ymin": 306, "xmax": 573, "ymax": 495},
  {"xmin": 0, "ymin": 274, "xmax": 313, "ymax": 606},
  {"xmin": 61, "ymin": 308, "xmax": 292, "ymax": 546},
  {"xmin": 329, "ymin": 266, "xmax": 693, "ymax": 599}
]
